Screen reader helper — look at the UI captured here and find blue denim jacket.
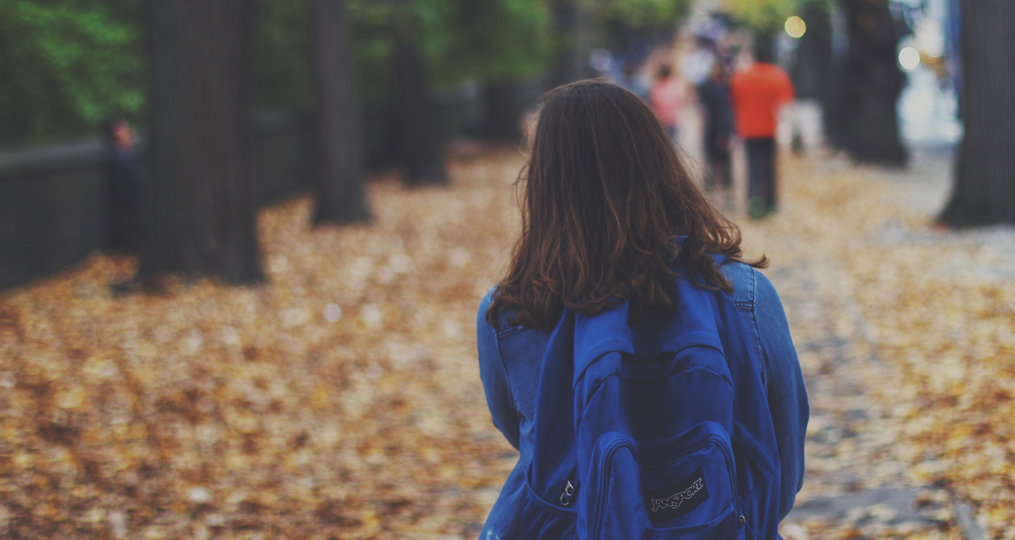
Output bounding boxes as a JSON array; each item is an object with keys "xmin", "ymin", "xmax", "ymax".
[{"xmin": 476, "ymin": 261, "xmax": 808, "ymax": 539}]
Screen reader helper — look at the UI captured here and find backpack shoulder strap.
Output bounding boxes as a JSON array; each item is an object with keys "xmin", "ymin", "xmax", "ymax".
[{"xmin": 528, "ymin": 310, "xmax": 579, "ymax": 504}]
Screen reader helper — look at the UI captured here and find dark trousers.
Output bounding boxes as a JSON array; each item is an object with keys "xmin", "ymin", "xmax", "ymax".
[
  {"xmin": 745, "ymin": 137, "xmax": 777, "ymax": 213},
  {"xmin": 704, "ymin": 131, "xmax": 732, "ymax": 192},
  {"xmin": 705, "ymin": 152, "xmax": 732, "ymax": 192}
]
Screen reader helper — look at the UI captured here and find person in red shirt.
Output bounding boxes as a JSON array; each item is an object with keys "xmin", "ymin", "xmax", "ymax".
[{"xmin": 730, "ymin": 40, "xmax": 794, "ymax": 218}]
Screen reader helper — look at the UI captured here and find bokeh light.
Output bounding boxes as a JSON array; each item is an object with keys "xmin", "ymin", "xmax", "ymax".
[
  {"xmin": 784, "ymin": 16, "xmax": 806, "ymax": 39},
  {"xmin": 899, "ymin": 46, "xmax": 921, "ymax": 70}
]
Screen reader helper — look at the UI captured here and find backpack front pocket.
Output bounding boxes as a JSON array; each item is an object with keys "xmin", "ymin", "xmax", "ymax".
[{"xmin": 583, "ymin": 422, "xmax": 743, "ymax": 540}]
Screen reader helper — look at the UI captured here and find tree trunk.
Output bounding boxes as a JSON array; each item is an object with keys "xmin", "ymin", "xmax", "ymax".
[
  {"xmin": 393, "ymin": 32, "xmax": 447, "ymax": 186},
  {"xmin": 309, "ymin": 0, "xmax": 370, "ymax": 224},
  {"xmin": 791, "ymin": 1, "xmax": 832, "ymax": 102},
  {"xmin": 823, "ymin": 2, "xmax": 850, "ymax": 149},
  {"xmin": 545, "ymin": 0, "xmax": 582, "ymax": 90},
  {"xmin": 838, "ymin": 0, "xmax": 907, "ymax": 165},
  {"xmin": 141, "ymin": 0, "xmax": 263, "ymax": 283},
  {"xmin": 939, "ymin": 0, "xmax": 1015, "ymax": 227}
]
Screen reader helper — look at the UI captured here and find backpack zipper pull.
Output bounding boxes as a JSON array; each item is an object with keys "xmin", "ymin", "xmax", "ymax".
[{"xmin": 559, "ymin": 480, "xmax": 576, "ymax": 506}]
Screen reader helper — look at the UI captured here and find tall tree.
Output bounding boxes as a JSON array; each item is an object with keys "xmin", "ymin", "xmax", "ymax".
[
  {"xmin": 835, "ymin": 0, "xmax": 907, "ymax": 165},
  {"xmin": 791, "ymin": 0, "xmax": 832, "ymax": 102},
  {"xmin": 310, "ymin": 0, "xmax": 371, "ymax": 223},
  {"xmin": 546, "ymin": 0, "xmax": 582, "ymax": 90},
  {"xmin": 939, "ymin": 0, "xmax": 1015, "ymax": 226},
  {"xmin": 141, "ymin": 0, "xmax": 263, "ymax": 283},
  {"xmin": 392, "ymin": 27, "xmax": 448, "ymax": 186}
]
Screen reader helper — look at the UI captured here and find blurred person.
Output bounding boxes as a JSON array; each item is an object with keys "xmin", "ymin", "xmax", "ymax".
[
  {"xmin": 698, "ymin": 61, "xmax": 735, "ymax": 203},
  {"xmin": 650, "ymin": 64, "xmax": 683, "ymax": 145},
  {"xmin": 730, "ymin": 40, "xmax": 794, "ymax": 218},
  {"xmin": 680, "ymin": 41, "xmax": 717, "ymax": 87},
  {"xmin": 618, "ymin": 59, "xmax": 650, "ymax": 103},
  {"xmin": 102, "ymin": 118, "xmax": 146, "ymax": 253},
  {"xmin": 477, "ymin": 81, "xmax": 807, "ymax": 538}
]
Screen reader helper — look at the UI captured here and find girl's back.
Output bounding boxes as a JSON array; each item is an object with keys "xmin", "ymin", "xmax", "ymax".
[{"xmin": 475, "ymin": 80, "xmax": 807, "ymax": 539}]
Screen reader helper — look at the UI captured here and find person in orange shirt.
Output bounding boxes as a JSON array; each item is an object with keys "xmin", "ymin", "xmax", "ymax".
[{"xmin": 730, "ymin": 40, "xmax": 794, "ymax": 218}]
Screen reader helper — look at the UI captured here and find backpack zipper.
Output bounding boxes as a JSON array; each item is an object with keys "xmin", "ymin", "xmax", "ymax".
[
  {"xmin": 590, "ymin": 435, "xmax": 741, "ymax": 540},
  {"xmin": 714, "ymin": 438, "xmax": 743, "ymax": 529}
]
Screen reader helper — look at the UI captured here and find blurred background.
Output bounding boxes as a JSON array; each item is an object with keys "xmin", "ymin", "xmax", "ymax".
[
  {"xmin": 1, "ymin": 0, "xmax": 1013, "ymax": 539},
  {"xmin": 0, "ymin": 0, "xmax": 989, "ymax": 289}
]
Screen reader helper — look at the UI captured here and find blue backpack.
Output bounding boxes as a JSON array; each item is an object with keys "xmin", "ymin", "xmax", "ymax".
[{"xmin": 518, "ymin": 266, "xmax": 782, "ymax": 539}]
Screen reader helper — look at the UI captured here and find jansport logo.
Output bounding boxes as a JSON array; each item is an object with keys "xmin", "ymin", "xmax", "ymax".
[
  {"xmin": 651, "ymin": 477, "xmax": 704, "ymax": 512},
  {"xmin": 643, "ymin": 466, "xmax": 709, "ymax": 521}
]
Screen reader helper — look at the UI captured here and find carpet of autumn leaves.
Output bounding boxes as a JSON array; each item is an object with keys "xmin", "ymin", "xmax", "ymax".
[
  {"xmin": 738, "ymin": 152, "xmax": 1015, "ymax": 539},
  {"xmin": 0, "ymin": 150, "xmax": 526, "ymax": 539},
  {"xmin": 1, "ymin": 145, "xmax": 1014, "ymax": 539}
]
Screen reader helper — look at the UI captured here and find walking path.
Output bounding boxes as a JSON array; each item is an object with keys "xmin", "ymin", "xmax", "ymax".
[
  {"xmin": 736, "ymin": 147, "xmax": 1015, "ymax": 539},
  {"xmin": 3, "ymin": 137, "xmax": 1014, "ymax": 539}
]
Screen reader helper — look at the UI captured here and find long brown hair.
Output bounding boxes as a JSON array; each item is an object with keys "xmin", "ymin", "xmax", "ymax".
[{"xmin": 489, "ymin": 80, "xmax": 765, "ymax": 329}]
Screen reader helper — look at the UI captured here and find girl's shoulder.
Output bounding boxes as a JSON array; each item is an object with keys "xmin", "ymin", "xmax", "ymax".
[
  {"xmin": 478, "ymin": 286, "xmax": 524, "ymax": 336},
  {"xmin": 715, "ymin": 258, "xmax": 783, "ymax": 316},
  {"xmin": 716, "ymin": 259, "xmax": 758, "ymax": 312}
]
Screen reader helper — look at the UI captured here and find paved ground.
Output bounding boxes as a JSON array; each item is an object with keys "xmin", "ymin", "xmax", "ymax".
[
  {"xmin": 734, "ymin": 142, "xmax": 1015, "ymax": 539},
  {"xmin": 762, "ymin": 148, "xmax": 960, "ymax": 539},
  {"xmin": 4, "ymin": 137, "xmax": 1013, "ymax": 538}
]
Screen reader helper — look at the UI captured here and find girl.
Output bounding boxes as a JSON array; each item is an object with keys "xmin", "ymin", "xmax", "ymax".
[{"xmin": 476, "ymin": 80, "xmax": 807, "ymax": 538}]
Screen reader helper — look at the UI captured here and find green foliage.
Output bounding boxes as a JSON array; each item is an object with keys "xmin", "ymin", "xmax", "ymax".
[
  {"xmin": 426, "ymin": 0, "xmax": 554, "ymax": 84},
  {"xmin": 3, "ymin": 0, "xmax": 687, "ymax": 143},
  {"xmin": 257, "ymin": 0, "xmax": 553, "ymax": 107},
  {"xmin": 726, "ymin": 0, "xmax": 800, "ymax": 34},
  {"xmin": 0, "ymin": 0, "xmax": 143, "ymax": 145},
  {"xmin": 586, "ymin": 0, "xmax": 691, "ymax": 31},
  {"xmin": 349, "ymin": 0, "xmax": 553, "ymax": 92},
  {"xmin": 258, "ymin": 0, "xmax": 313, "ymax": 111}
]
